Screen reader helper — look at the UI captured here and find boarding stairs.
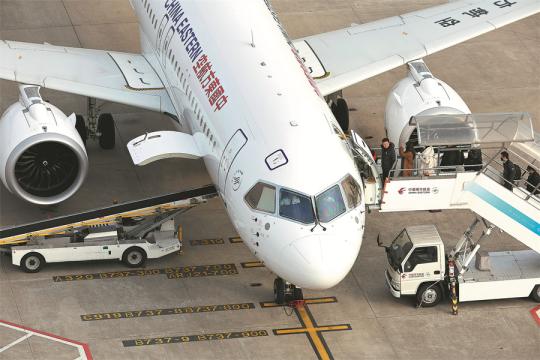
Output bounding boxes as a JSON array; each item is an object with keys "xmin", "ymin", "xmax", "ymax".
[{"xmin": 351, "ymin": 112, "xmax": 540, "ymax": 253}]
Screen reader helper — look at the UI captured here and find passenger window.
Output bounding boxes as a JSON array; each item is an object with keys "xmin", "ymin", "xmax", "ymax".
[
  {"xmin": 341, "ymin": 175, "xmax": 362, "ymax": 209},
  {"xmin": 245, "ymin": 183, "xmax": 276, "ymax": 213},
  {"xmin": 404, "ymin": 246, "xmax": 438, "ymax": 272},
  {"xmin": 279, "ymin": 189, "xmax": 314, "ymax": 224},
  {"xmin": 315, "ymin": 185, "xmax": 346, "ymax": 222}
]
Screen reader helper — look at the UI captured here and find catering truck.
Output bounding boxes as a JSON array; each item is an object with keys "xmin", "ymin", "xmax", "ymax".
[{"xmin": 381, "ymin": 222, "xmax": 540, "ymax": 307}]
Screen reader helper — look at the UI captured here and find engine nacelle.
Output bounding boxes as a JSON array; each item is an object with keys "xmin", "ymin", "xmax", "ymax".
[
  {"xmin": 0, "ymin": 85, "xmax": 88, "ymax": 205},
  {"xmin": 384, "ymin": 60, "xmax": 471, "ymax": 147}
]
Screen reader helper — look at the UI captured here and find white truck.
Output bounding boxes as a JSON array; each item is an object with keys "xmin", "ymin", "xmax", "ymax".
[
  {"xmin": 381, "ymin": 223, "xmax": 540, "ymax": 307},
  {"xmin": 10, "ymin": 219, "xmax": 181, "ymax": 273},
  {"xmin": 1, "ymin": 186, "xmax": 217, "ymax": 273}
]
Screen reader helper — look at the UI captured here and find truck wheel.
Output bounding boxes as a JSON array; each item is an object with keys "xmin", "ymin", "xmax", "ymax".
[
  {"xmin": 122, "ymin": 247, "xmax": 146, "ymax": 268},
  {"xmin": 21, "ymin": 253, "xmax": 45, "ymax": 273},
  {"xmin": 416, "ymin": 283, "xmax": 442, "ymax": 307},
  {"xmin": 531, "ymin": 285, "xmax": 540, "ymax": 302}
]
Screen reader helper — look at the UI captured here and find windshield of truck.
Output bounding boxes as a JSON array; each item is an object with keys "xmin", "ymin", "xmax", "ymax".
[{"xmin": 388, "ymin": 230, "xmax": 413, "ymax": 271}]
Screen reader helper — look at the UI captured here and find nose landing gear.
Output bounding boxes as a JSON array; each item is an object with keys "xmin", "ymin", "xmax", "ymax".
[{"xmin": 274, "ymin": 277, "xmax": 304, "ymax": 305}]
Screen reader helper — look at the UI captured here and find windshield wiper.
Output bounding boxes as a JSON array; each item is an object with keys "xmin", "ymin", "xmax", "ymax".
[{"xmin": 310, "ymin": 199, "xmax": 327, "ymax": 232}]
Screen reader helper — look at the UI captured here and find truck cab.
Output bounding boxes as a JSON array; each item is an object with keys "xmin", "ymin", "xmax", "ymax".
[{"xmin": 384, "ymin": 225, "xmax": 446, "ymax": 306}]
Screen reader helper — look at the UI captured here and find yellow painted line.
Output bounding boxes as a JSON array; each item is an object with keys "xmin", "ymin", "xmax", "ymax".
[
  {"xmin": 260, "ymin": 297, "xmax": 336, "ymax": 308},
  {"xmin": 81, "ymin": 303, "xmax": 255, "ymax": 321},
  {"xmin": 189, "ymin": 238, "xmax": 224, "ymax": 246},
  {"xmin": 305, "ymin": 297, "xmax": 337, "ymax": 305},
  {"xmin": 275, "ymin": 324, "xmax": 350, "ymax": 335},
  {"xmin": 274, "ymin": 328, "xmax": 306, "ymax": 335},
  {"xmin": 241, "ymin": 261, "xmax": 264, "ymax": 268},
  {"xmin": 260, "ymin": 302, "xmax": 280, "ymax": 308},
  {"xmin": 229, "ymin": 236, "xmax": 243, "ymax": 243},
  {"xmin": 53, "ymin": 264, "xmax": 238, "ymax": 282},
  {"xmin": 123, "ymin": 329, "xmax": 269, "ymax": 347},
  {"xmin": 322, "ymin": 325, "xmax": 349, "ymax": 331},
  {"xmin": 296, "ymin": 304, "xmax": 331, "ymax": 360}
]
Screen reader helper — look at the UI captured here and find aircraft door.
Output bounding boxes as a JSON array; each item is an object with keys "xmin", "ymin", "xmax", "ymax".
[
  {"xmin": 218, "ymin": 129, "xmax": 248, "ymax": 195},
  {"xmin": 161, "ymin": 27, "xmax": 175, "ymax": 66},
  {"xmin": 350, "ymin": 130, "xmax": 383, "ymax": 207}
]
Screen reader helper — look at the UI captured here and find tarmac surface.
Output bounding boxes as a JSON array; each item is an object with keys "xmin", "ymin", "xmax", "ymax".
[{"xmin": 0, "ymin": 1, "xmax": 539, "ymax": 359}]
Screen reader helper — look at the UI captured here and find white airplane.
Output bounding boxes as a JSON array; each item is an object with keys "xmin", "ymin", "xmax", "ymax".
[{"xmin": 0, "ymin": 0, "xmax": 538, "ymax": 302}]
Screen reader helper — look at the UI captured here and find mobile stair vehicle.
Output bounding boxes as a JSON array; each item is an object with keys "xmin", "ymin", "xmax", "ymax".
[
  {"xmin": 0, "ymin": 185, "xmax": 217, "ymax": 272},
  {"xmin": 349, "ymin": 112, "xmax": 540, "ymax": 308}
]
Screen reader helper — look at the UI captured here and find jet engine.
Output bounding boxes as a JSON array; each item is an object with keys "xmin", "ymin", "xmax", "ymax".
[
  {"xmin": 384, "ymin": 59, "xmax": 471, "ymax": 147},
  {"xmin": 0, "ymin": 85, "xmax": 88, "ymax": 205}
]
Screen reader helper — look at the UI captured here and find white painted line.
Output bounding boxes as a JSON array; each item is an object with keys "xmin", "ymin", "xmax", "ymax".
[
  {"xmin": 0, "ymin": 333, "xmax": 33, "ymax": 353},
  {"xmin": 0, "ymin": 321, "xmax": 92, "ymax": 359}
]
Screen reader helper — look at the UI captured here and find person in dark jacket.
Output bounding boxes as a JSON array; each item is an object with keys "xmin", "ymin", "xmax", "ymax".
[
  {"xmin": 381, "ymin": 138, "xmax": 396, "ymax": 181},
  {"xmin": 526, "ymin": 166, "xmax": 540, "ymax": 195},
  {"xmin": 464, "ymin": 148, "xmax": 483, "ymax": 171},
  {"xmin": 440, "ymin": 149, "xmax": 464, "ymax": 172},
  {"xmin": 501, "ymin": 151, "xmax": 516, "ymax": 191}
]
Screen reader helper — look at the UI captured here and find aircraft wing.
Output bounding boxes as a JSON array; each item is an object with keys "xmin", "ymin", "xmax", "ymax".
[
  {"xmin": 294, "ymin": 0, "xmax": 540, "ymax": 96},
  {"xmin": 0, "ymin": 40, "xmax": 176, "ymax": 114}
]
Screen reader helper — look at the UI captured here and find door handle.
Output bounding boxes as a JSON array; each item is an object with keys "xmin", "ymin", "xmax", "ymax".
[{"xmin": 434, "ymin": 270, "xmax": 440, "ymax": 274}]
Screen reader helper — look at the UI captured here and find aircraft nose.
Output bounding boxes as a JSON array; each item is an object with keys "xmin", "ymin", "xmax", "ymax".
[{"xmin": 279, "ymin": 233, "xmax": 361, "ymax": 290}]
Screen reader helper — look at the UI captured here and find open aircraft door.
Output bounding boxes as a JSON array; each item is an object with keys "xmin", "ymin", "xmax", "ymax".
[{"xmin": 350, "ymin": 130, "xmax": 382, "ymax": 208}]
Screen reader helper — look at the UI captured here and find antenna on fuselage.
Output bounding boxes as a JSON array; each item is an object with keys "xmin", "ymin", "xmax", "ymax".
[{"xmin": 250, "ymin": 29, "xmax": 256, "ymax": 48}]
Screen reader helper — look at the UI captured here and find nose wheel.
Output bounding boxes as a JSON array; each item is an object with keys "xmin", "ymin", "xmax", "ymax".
[{"xmin": 274, "ymin": 277, "xmax": 304, "ymax": 305}]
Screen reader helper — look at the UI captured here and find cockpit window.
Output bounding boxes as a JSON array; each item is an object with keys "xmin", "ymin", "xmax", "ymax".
[
  {"xmin": 279, "ymin": 189, "xmax": 314, "ymax": 224},
  {"xmin": 245, "ymin": 182, "xmax": 276, "ymax": 213},
  {"xmin": 315, "ymin": 185, "xmax": 346, "ymax": 223},
  {"xmin": 341, "ymin": 175, "xmax": 362, "ymax": 209}
]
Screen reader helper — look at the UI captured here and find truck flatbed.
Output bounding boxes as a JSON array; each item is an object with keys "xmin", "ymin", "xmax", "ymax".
[{"xmin": 462, "ymin": 250, "xmax": 540, "ymax": 283}]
